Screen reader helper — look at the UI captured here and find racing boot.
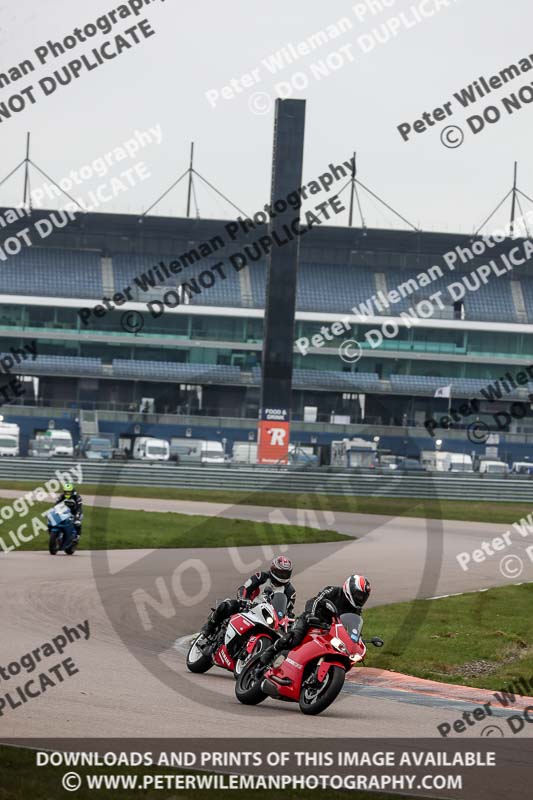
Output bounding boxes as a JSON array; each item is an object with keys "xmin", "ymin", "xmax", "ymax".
[
  {"xmin": 72, "ymin": 521, "xmax": 82, "ymax": 544},
  {"xmin": 200, "ymin": 610, "xmax": 218, "ymax": 638}
]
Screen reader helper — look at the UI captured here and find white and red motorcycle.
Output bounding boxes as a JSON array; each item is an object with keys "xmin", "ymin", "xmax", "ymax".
[{"xmin": 187, "ymin": 591, "xmax": 291, "ymax": 678}]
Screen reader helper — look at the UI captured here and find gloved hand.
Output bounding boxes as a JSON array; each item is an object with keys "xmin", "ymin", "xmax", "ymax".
[
  {"xmin": 239, "ymin": 599, "xmax": 251, "ymax": 611},
  {"xmin": 305, "ymin": 614, "xmax": 323, "ymax": 627},
  {"xmin": 74, "ymin": 519, "xmax": 81, "ymax": 527}
]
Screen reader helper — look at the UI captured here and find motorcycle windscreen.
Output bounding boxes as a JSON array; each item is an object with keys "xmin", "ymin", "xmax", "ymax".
[
  {"xmin": 46, "ymin": 508, "xmax": 68, "ymax": 525},
  {"xmin": 270, "ymin": 592, "xmax": 288, "ymax": 619},
  {"xmin": 50, "ymin": 502, "xmax": 72, "ymax": 522},
  {"xmin": 340, "ymin": 613, "xmax": 363, "ymax": 642}
]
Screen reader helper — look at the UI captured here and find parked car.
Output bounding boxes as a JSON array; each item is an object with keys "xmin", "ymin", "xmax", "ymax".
[
  {"xmin": 81, "ymin": 437, "xmax": 113, "ymax": 460},
  {"xmin": 112, "ymin": 447, "xmax": 128, "ymax": 461},
  {"xmin": 378, "ymin": 455, "xmax": 402, "ymax": 470},
  {"xmin": 397, "ymin": 458, "xmax": 427, "ymax": 472},
  {"xmin": 28, "ymin": 438, "xmax": 53, "ymax": 458}
]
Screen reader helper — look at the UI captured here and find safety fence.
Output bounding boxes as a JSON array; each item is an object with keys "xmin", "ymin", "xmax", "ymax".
[{"xmin": 0, "ymin": 459, "xmax": 532, "ymax": 502}]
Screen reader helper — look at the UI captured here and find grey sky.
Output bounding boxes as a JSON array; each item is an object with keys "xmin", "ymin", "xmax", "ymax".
[{"xmin": 0, "ymin": 0, "xmax": 532, "ymax": 235}]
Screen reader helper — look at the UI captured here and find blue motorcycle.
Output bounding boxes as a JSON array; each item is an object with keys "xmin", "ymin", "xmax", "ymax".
[{"xmin": 47, "ymin": 503, "xmax": 79, "ymax": 556}]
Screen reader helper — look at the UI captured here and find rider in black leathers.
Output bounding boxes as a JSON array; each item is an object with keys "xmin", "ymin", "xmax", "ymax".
[
  {"xmin": 260, "ymin": 575, "xmax": 371, "ymax": 664},
  {"xmin": 51, "ymin": 482, "xmax": 83, "ymax": 539},
  {"xmin": 201, "ymin": 556, "xmax": 295, "ymax": 637}
]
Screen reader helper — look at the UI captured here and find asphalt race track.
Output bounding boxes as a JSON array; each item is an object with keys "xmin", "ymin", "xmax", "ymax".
[{"xmin": 1, "ymin": 494, "xmax": 532, "ymax": 740}]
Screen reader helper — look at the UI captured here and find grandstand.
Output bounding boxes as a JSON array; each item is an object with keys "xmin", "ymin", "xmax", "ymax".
[{"xmin": 0, "ymin": 207, "xmax": 532, "ymax": 459}]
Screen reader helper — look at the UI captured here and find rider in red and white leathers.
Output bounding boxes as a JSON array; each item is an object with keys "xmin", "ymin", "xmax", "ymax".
[{"xmin": 201, "ymin": 556, "xmax": 295, "ymax": 636}]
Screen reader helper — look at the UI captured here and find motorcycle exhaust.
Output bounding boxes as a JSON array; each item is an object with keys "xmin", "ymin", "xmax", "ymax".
[{"xmin": 261, "ymin": 678, "xmax": 280, "ymax": 699}]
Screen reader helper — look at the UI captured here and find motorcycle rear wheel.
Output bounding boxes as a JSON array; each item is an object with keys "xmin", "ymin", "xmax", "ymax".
[
  {"xmin": 186, "ymin": 634, "xmax": 214, "ymax": 673},
  {"xmin": 235, "ymin": 656, "xmax": 268, "ymax": 705},
  {"xmin": 299, "ymin": 665, "xmax": 345, "ymax": 715}
]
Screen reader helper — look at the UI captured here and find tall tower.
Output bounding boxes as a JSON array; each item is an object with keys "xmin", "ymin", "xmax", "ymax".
[{"xmin": 257, "ymin": 98, "xmax": 306, "ymax": 464}]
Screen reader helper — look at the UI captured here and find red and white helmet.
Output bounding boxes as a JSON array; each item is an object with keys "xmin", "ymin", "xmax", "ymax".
[
  {"xmin": 343, "ymin": 575, "xmax": 371, "ymax": 609},
  {"xmin": 269, "ymin": 555, "xmax": 293, "ymax": 586}
]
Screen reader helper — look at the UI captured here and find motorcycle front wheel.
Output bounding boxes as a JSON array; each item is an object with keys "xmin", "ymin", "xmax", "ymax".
[
  {"xmin": 235, "ymin": 656, "xmax": 268, "ymax": 705},
  {"xmin": 234, "ymin": 635, "xmax": 272, "ymax": 679},
  {"xmin": 186, "ymin": 634, "xmax": 214, "ymax": 673},
  {"xmin": 48, "ymin": 532, "xmax": 59, "ymax": 555},
  {"xmin": 299, "ymin": 665, "xmax": 345, "ymax": 715}
]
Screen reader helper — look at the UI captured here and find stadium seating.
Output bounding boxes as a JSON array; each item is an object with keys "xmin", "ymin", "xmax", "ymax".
[
  {"xmin": 383, "ymin": 269, "xmax": 516, "ymax": 321},
  {"xmin": 292, "ymin": 369, "xmax": 383, "ymax": 392},
  {"xmin": 3, "ymin": 240, "xmax": 532, "ymax": 412},
  {"xmin": 462, "ymin": 278, "xmax": 516, "ymax": 322},
  {"xmin": 111, "ymin": 253, "xmax": 242, "ymax": 307},
  {"xmin": 389, "ymin": 374, "xmax": 528, "ymax": 399},
  {"xmin": 11, "ymin": 353, "xmax": 530, "ymax": 399},
  {"xmin": 382, "ymin": 270, "xmax": 456, "ymax": 315},
  {"xmin": 248, "ymin": 261, "xmax": 378, "ymax": 312},
  {"xmin": 9, "ymin": 355, "xmax": 103, "ymax": 376},
  {"xmin": 248, "ymin": 262, "xmax": 267, "ymax": 308},
  {"xmin": 297, "ymin": 263, "xmax": 378, "ymax": 313},
  {"xmin": 4, "ymin": 248, "xmax": 102, "ymax": 298},
  {"xmin": 5, "ymin": 248, "xmax": 529, "ymax": 324},
  {"xmin": 250, "ymin": 367, "xmax": 382, "ymax": 391},
  {"xmin": 111, "ymin": 359, "xmax": 241, "ymax": 383},
  {"xmin": 520, "ymin": 278, "xmax": 533, "ymax": 323}
]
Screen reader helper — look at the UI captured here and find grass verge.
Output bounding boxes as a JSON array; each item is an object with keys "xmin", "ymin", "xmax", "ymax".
[
  {"xmin": 0, "ymin": 746, "xmax": 418, "ymax": 800},
  {"xmin": 0, "ymin": 501, "xmax": 347, "ymax": 551},
  {"xmin": 0, "ymin": 480, "xmax": 532, "ymax": 524},
  {"xmin": 364, "ymin": 583, "xmax": 533, "ymax": 691}
]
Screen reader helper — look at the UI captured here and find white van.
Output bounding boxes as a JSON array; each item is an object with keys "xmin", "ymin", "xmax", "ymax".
[
  {"xmin": 169, "ymin": 438, "xmax": 203, "ymax": 463},
  {"xmin": 132, "ymin": 437, "xmax": 169, "ymax": 461},
  {"xmin": 511, "ymin": 461, "xmax": 533, "ymax": 475},
  {"xmin": 44, "ymin": 429, "xmax": 74, "ymax": 457},
  {"xmin": 232, "ymin": 442, "xmax": 258, "ymax": 464},
  {"xmin": 445, "ymin": 453, "xmax": 474, "ymax": 472},
  {"xmin": 479, "ymin": 460, "xmax": 509, "ymax": 475},
  {"xmin": 200, "ymin": 440, "xmax": 225, "ymax": 464},
  {"xmin": 0, "ymin": 422, "xmax": 20, "ymax": 456}
]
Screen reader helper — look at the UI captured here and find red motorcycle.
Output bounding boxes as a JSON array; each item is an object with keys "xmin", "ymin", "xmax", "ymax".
[
  {"xmin": 235, "ymin": 602, "xmax": 383, "ymax": 715},
  {"xmin": 187, "ymin": 592, "xmax": 292, "ymax": 678}
]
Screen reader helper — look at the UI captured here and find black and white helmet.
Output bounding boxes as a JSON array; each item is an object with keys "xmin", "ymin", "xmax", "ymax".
[
  {"xmin": 343, "ymin": 575, "xmax": 371, "ymax": 609},
  {"xmin": 269, "ymin": 555, "xmax": 293, "ymax": 586}
]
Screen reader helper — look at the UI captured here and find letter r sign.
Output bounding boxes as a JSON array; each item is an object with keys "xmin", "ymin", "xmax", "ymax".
[
  {"xmin": 257, "ymin": 421, "xmax": 290, "ymax": 464},
  {"xmin": 268, "ymin": 427, "xmax": 287, "ymax": 446}
]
